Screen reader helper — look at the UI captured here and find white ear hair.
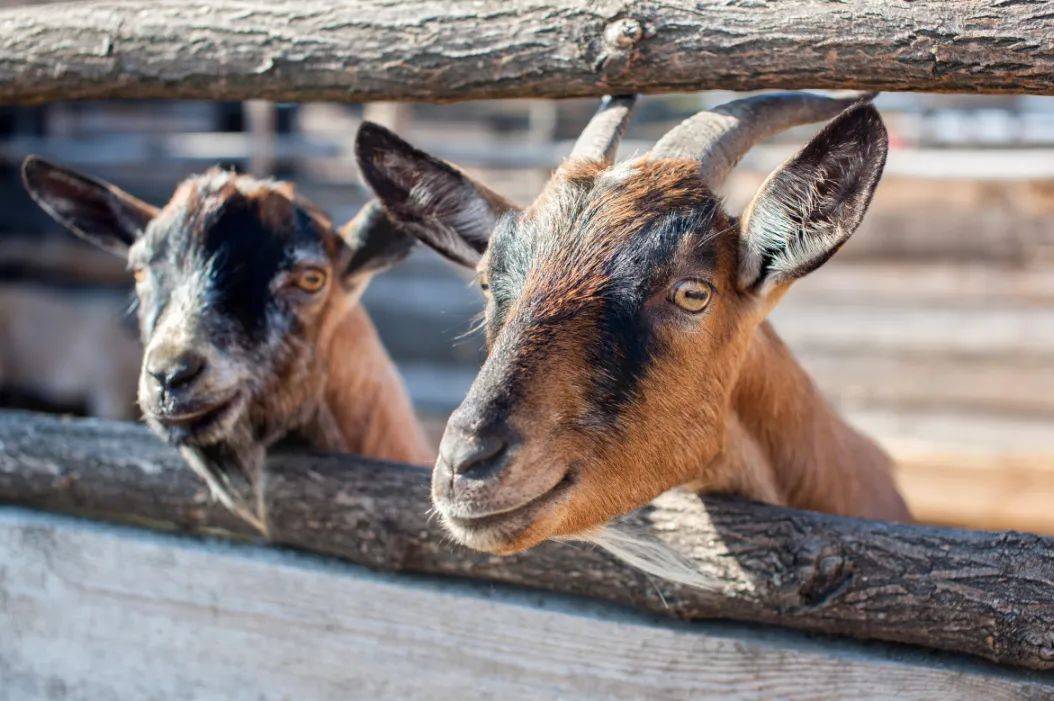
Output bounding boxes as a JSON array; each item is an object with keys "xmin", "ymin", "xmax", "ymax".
[
  {"xmin": 738, "ymin": 163, "xmax": 853, "ymax": 295},
  {"xmin": 738, "ymin": 104, "xmax": 888, "ymax": 295}
]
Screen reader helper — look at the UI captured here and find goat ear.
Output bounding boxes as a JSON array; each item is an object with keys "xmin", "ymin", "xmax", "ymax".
[
  {"xmin": 355, "ymin": 121, "xmax": 513, "ymax": 268},
  {"xmin": 338, "ymin": 200, "xmax": 416, "ymax": 281},
  {"xmin": 738, "ymin": 104, "xmax": 887, "ymax": 295},
  {"xmin": 21, "ymin": 156, "xmax": 158, "ymax": 257}
]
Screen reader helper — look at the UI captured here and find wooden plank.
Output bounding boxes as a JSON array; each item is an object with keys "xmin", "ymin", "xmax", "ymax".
[
  {"xmin": 772, "ymin": 304, "xmax": 1054, "ymax": 357},
  {"xmin": 0, "ymin": 410, "xmax": 1052, "ymax": 672},
  {"xmin": 0, "ymin": 1, "xmax": 1052, "ymax": 105},
  {"xmin": 780, "ymin": 262, "xmax": 1054, "ymax": 310},
  {"xmin": 798, "ymin": 350, "xmax": 1054, "ymax": 416},
  {"xmin": 847, "ymin": 406, "xmax": 1054, "ymax": 456},
  {"xmin": 0, "ymin": 132, "xmax": 338, "ymax": 168},
  {"xmin": 0, "ymin": 237, "xmax": 128, "ymax": 288},
  {"xmin": 894, "ymin": 454, "xmax": 1054, "ymax": 537},
  {"xmin": 0, "ymin": 285, "xmax": 140, "ymax": 420},
  {"xmin": 2, "ymin": 508, "xmax": 1051, "ymax": 701}
]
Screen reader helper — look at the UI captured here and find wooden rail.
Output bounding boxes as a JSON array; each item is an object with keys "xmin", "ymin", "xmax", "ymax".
[
  {"xmin": 0, "ymin": 1, "xmax": 1052, "ymax": 104},
  {"xmin": 4, "ymin": 508, "xmax": 1052, "ymax": 700},
  {"xmin": 1, "ymin": 410, "xmax": 1052, "ymax": 672}
]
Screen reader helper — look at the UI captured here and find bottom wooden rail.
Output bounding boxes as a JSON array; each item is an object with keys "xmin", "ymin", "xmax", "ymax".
[
  {"xmin": 4, "ymin": 508, "xmax": 1051, "ymax": 700},
  {"xmin": 0, "ymin": 410, "xmax": 1051, "ymax": 673}
]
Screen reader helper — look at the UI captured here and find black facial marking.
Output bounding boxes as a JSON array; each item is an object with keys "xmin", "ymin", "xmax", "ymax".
[
  {"xmin": 203, "ymin": 196, "xmax": 291, "ymax": 342},
  {"xmin": 483, "ymin": 185, "xmax": 719, "ymax": 429},
  {"xmin": 135, "ymin": 178, "xmax": 326, "ymax": 351},
  {"xmin": 587, "ymin": 204, "xmax": 717, "ymax": 421}
]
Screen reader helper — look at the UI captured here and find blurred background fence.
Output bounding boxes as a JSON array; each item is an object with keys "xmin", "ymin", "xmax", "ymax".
[{"xmin": 1, "ymin": 92, "xmax": 1052, "ymax": 534}]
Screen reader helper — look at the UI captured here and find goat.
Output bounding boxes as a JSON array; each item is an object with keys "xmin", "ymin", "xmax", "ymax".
[
  {"xmin": 355, "ymin": 92, "xmax": 911, "ymax": 556},
  {"xmin": 22, "ymin": 159, "xmax": 431, "ymax": 529}
]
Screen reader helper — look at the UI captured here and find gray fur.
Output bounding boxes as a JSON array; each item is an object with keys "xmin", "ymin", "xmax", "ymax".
[{"xmin": 22, "ymin": 158, "xmax": 409, "ymax": 528}]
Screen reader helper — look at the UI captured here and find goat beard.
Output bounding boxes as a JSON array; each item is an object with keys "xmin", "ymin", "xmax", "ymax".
[
  {"xmin": 180, "ymin": 424, "xmax": 268, "ymax": 534},
  {"xmin": 567, "ymin": 490, "xmax": 723, "ymax": 593},
  {"xmin": 174, "ymin": 359, "xmax": 325, "ymax": 536},
  {"xmin": 574, "ymin": 522, "xmax": 717, "ymax": 591}
]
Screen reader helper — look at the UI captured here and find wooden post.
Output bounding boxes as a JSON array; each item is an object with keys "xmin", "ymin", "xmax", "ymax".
[
  {"xmin": 361, "ymin": 102, "xmax": 413, "ymax": 133},
  {"xmin": 244, "ymin": 100, "xmax": 276, "ymax": 177}
]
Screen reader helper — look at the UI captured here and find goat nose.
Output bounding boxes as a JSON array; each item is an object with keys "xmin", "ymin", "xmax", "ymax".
[
  {"xmin": 439, "ymin": 423, "xmax": 511, "ymax": 479},
  {"xmin": 147, "ymin": 351, "xmax": 206, "ymax": 392}
]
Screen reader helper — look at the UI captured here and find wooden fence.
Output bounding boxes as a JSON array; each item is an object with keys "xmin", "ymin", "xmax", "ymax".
[
  {"xmin": 5, "ymin": 508, "xmax": 1053, "ymax": 700},
  {"xmin": 1, "ymin": 410, "xmax": 1052, "ymax": 699},
  {"xmin": 1, "ymin": 1, "xmax": 1053, "ymax": 697}
]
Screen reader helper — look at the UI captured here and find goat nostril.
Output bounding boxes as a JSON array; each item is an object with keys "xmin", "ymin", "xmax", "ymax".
[
  {"xmin": 442, "ymin": 433, "xmax": 510, "ymax": 479},
  {"xmin": 149, "ymin": 352, "xmax": 206, "ymax": 392}
]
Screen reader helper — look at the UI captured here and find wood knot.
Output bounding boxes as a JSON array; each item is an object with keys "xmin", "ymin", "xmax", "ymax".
[
  {"xmin": 1027, "ymin": 629, "xmax": 1054, "ymax": 661},
  {"xmin": 795, "ymin": 539, "xmax": 853, "ymax": 607},
  {"xmin": 595, "ymin": 17, "xmax": 647, "ymax": 76},
  {"xmin": 603, "ymin": 18, "xmax": 644, "ymax": 50}
]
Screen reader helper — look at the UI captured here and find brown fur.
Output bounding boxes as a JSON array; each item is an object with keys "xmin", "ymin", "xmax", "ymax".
[
  {"xmin": 463, "ymin": 159, "xmax": 907, "ymax": 553},
  {"xmin": 728, "ymin": 322, "xmax": 907, "ymax": 519},
  {"xmin": 354, "ymin": 108, "xmax": 906, "ymax": 556},
  {"xmin": 309, "ymin": 300, "xmax": 431, "ymax": 464}
]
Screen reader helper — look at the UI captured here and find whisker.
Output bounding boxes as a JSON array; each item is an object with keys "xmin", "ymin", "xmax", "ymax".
[{"xmin": 454, "ymin": 310, "xmax": 487, "ymax": 342}]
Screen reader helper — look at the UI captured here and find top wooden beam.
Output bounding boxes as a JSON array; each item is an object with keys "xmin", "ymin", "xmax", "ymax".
[{"xmin": 0, "ymin": 1, "xmax": 1052, "ymax": 105}]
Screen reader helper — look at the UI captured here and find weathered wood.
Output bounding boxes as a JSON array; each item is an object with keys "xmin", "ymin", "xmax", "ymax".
[
  {"xmin": 3, "ymin": 509, "xmax": 1051, "ymax": 701},
  {"xmin": 894, "ymin": 453, "xmax": 1054, "ymax": 537},
  {"xmin": 0, "ymin": 410, "xmax": 1052, "ymax": 672},
  {"xmin": 0, "ymin": 1, "xmax": 1052, "ymax": 105}
]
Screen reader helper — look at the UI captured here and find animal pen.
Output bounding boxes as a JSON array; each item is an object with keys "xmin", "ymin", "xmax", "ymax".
[{"xmin": 2, "ymin": 1, "xmax": 1054, "ymax": 699}]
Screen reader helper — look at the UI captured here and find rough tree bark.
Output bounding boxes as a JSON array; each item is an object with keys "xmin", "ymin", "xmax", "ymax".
[
  {"xmin": 0, "ymin": 1, "xmax": 1051, "ymax": 105},
  {"xmin": 0, "ymin": 410, "xmax": 1052, "ymax": 672}
]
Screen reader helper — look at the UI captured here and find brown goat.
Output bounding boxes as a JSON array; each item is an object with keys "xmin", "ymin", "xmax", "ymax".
[
  {"xmin": 356, "ymin": 92, "xmax": 910, "ymax": 556},
  {"xmin": 22, "ymin": 160, "xmax": 431, "ymax": 529}
]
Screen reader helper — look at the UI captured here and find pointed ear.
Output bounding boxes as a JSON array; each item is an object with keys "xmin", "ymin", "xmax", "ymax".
[
  {"xmin": 355, "ymin": 121, "xmax": 514, "ymax": 268},
  {"xmin": 338, "ymin": 200, "xmax": 416, "ymax": 282},
  {"xmin": 738, "ymin": 104, "xmax": 887, "ymax": 295},
  {"xmin": 21, "ymin": 156, "xmax": 158, "ymax": 257}
]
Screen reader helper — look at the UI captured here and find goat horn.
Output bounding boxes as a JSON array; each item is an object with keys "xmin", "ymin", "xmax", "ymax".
[
  {"xmin": 568, "ymin": 94, "xmax": 637, "ymax": 165},
  {"xmin": 650, "ymin": 91, "xmax": 877, "ymax": 187}
]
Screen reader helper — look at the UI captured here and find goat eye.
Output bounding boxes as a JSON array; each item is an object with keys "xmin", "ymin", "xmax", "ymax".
[
  {"xmin": 294, "ymin": 268, "xmax": 327, "ymax": 293},
  {"xmin": 669, "ymin": 279, "xmax": 712, "ymax": 313},
  {"xmin": 132, "ymin": 267, "xmax": 147, "ymax": 285},
  {"xmin": 478, "ymin": 272, "xmax": 491, "ymax": 294}
]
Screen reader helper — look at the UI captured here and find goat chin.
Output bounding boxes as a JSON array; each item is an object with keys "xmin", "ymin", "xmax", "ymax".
[{"xmin": 569, "ymin": 522, "xmax": 718, "ymax": 591}]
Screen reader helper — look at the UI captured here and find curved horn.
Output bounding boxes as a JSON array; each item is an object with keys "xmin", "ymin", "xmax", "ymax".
[
  {"xmin": 651, "ymin": 91, "xmax": 876, "ymax": 187},
  {"xmin": 567, "ymin": 94, "xmax": 637, "ymax": 165}
]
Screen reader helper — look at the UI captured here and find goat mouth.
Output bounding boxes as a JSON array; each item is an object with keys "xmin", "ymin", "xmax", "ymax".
[
  {"xmin": 149, "ymin": 393, "xmax": 241, "ymax": 444},
  {"xmin": 442, "ymin": 470, "xmax": 575, "ymax": 547}
]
